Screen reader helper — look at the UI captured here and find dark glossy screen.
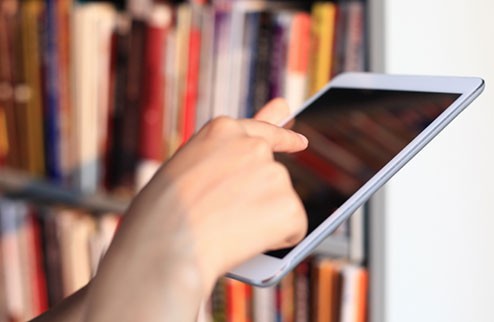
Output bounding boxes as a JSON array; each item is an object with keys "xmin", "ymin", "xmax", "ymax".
[{"xmin": 268, "ymin": 87, "xmax": 460, "ymax": 258}]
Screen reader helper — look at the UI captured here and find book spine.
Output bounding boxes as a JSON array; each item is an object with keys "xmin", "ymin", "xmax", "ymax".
[
  {"xmin": 238, "ymin": 11, "xmax": 260, "ymax": 118},
  {"xmin": 181, "ymin": 4, "xmax": 202, "ymax": 143},
  {"xmin": 343, "ymin": 1, "xmax": 365, "ymax": 72},
  {"xmin": 55, "ymin": 0, "xmax": 73, "ymax": 185},
  {"xmin": 104, "ymin": 15, "xmax": 131, "ymax": 192},
  {"xmin": 43, "ymin": 0, "xmax": 63, "ymax": 182},
  {"xmin": 0, "ymin": 199, "xmax": 26, "ymax": 320},
  {"xmin": 195, "ymin": 5, "xmax": 215, "ymax": 129},
  {"xmin": 71, "ymin": 3, "xmax": 116, "ymax": 193},
  {"xmin": 136, "ymin": 4, "xmax": 171, "ymax": 189},
  {"xmin": 139, "ymin": 6, "xmax": 171, "ymax": 161},
  {"xmin": 226, "ymin": 278, "xmax": 251, "ymax": 322},
  {"xmin": 20, "ymin": 0, "xmax": 46, "ymax": 177},
  {"xmin": 119, "ymin": 17, "xmax": 146, "ymax": 191},
  {"xmin": 285, "ymin": 12, "xmax": 310, "ymax": 110},
  {"xmin": 252, "ymin": 11, "xmax": 272, "ymax": 112},
  {"xmin": 24, "ymin": 210, "xmax": 48, "ymax": 318},
  {"xmin": 212, "ymin": 278, "xmax": 227, "ymax": 322},
  {"xmin": 294, "ymin": 261, "xmax": 311, "ymax": 322},
  {"xmin": 268, "ymin": 13, "xmax": 290, "ymax": 101},
  {"xmin": 169, "ymin": 3, "xmax": 190, "ymax": 153},
  {"xmin": 252, "ymin": 285, "xmax": 276, "ymax": 322},
  {"xmin": 38, "ymin": 209, "xmax": 65, "ymax": 306},
  {"xmin": 0, "ymin": 0, "xmax": 17, "ymax": 167},
  {"xmin": 211, "ymin": 3, "xmax": 231, "ymax": 117},
  {"xmin": 308, "ymin": 2, "xmax": 337, "ymax": 95},
  {"xmin": 280, "ymin": 272, "xmax": 295, "ymax": 322}
]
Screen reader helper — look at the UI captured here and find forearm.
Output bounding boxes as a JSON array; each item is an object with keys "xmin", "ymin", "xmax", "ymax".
[
  {"xmin": 82, "ymin": 200, "xmax": 207, "ymax": 322},
  {"xmin": 29, "ymin": 284, "xmax": 88, "ymax": 322}
]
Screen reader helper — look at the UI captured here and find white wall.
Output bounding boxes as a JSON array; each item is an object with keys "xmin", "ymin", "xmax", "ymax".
[{"xmin": 382, "ymin": 1, "xmax": 494, "ymax": 322}]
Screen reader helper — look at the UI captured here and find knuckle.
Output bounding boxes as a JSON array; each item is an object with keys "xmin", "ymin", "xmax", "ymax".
[
  {"xmin": 246, "ymin": 137, "xmax": 272, "ymax": 158},
  {"xmin": 205, "ymin": 116, "xmax": 237, "ymax": 137},
  {"xmin": 267, "ymin": 162, "xmax": 291, "ymax": 185}
]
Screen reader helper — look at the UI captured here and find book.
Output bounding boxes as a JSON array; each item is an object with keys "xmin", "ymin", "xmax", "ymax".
[
  {"xmin": 195, "ymin": 4, "xmax": 215, "ymax": 129},
  {"xmin": 163, "ymin": 21, "xmax": 179, "ymax": 158},
  {"xmin": 56, "ymin": 210, "xmax": 94, "ymax": 297},
  {"xmin": 342, "ymin": 1, "xmax": 366, "ymax": 73},
  {"xmin": 211, "ymin": 0, "xmax": 232, "ymax": 117},
  {"xmin": 294, "ymin": 260, "xmax": 311, "ymax": 322},
  {"xmin": 136, "ymin": 4, "xmax": 172, "ymax": 190},
  {"xmin": 55, "ymin": 0, "xmax": 74, "ymax": 185},
  {"xmin": 71, "ymin": 2, "xmax": 116, "ymax": 193},
  {"xmin": 252, "ymin": 285, "xmax": 276, "ymax": 322},
  {"xmin": 284, "ymin": 12, "xmax": 311, "ymax": 112},
  {"xmin": 212, "ymin": 278, "xmax": 227, "ymax": 322},
  {"xmin": 0, "ymin": 199, "xmax": 26, "ymax": 321},
  {"xmin": 340, "ymin": 265, "xmax": 368, "ymax": 322},
  {"xmin": 226, "ymin": 278, "xmax": 251, "ymax": 322},
  {"xmin": 308, "ymin": 2, "xmax": 337, "ymax": 95},
  {"xmin": 312, "ymin": 258, "xmax": 342, "ymax": 322},
  {"xmin": 238, "ymin": 10, "xmax": 261, "ymax": 118},
  {"xmin": 279, "ymin": 271, "xmax": 295, "ymax": 322},
  {"xmin": 105, "ymin": 13, "xmax": 132, "ymax": 193},
  {"xmin": 19, "ymin": 210, "xmax": 47, "ymax": 319},
  {"xmin": 19, "ymin": 0, "xmax": 46, "ymax": 177},
  {"xmin": 251, "ymin": 11, "xmax": 273, "ymax": 113},
  {"xmin": 0, "ymin": 0, "xmax": 15, "ymax": 168},
  {"xmin": 181, "ymin": 2, "xmax": 202, "ymax": 143},
  {"xmin": 38, "ymin": 208, "xmax": 65, "ymax": 306},
  {"xmin": 168, "ymin": 3, "xmax": 191, "ymax": 153},
  {"xmin": 42, "ymin": 0, "xmax": 63, "ymax": 183},
  {"xmin": 268, "ymin": 11, "xmax": 291, "ymax": 101}
]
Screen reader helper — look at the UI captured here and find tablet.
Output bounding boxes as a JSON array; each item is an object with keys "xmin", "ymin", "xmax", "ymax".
[{"xmin": 227, "ymin": 72, "xmax": 485, "ymax": 287}]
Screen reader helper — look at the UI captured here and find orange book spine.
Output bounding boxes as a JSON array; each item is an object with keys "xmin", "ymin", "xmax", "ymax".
[
  {"xmin": 226, "ymin": 279, "xmax": 251, "ymax": 322},
  {"xmin": 181, "ymin": 27, "xmax": 201, "ymax": 143},
  {"xmin": 355, "ymin": 269, "xmax": 368, "ymax": 322}
]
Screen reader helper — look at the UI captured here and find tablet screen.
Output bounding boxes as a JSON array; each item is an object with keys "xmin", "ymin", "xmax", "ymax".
[{"xmin": 268, "ymin": 88, "xmax": 461, "ymax": 258}]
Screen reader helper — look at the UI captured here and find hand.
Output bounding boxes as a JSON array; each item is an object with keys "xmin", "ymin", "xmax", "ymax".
[
  {"xmin": 84, "ymin": 99, "xmax": 308, "ymax": 321},
  {"xmin": 135, "ymin": 101, "xmax": 308, "ymax": 292}
]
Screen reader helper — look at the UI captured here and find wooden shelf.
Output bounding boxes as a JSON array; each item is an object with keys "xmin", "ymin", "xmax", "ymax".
[{"xmin": 0, "ymin": 168, "xmax": 130, "ymax": 214}]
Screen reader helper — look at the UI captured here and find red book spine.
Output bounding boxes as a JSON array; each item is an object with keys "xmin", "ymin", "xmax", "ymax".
[
  {"xmin": 140, "ymin": 16, "xmax": 169, "ymax": 161},
  {"xmin": 181, "ymin": 27, "xmax": 201, "ymax": 143},
  {"xmin": 30, "ymin": 214, "xmax": 48, "ymax": 314}
]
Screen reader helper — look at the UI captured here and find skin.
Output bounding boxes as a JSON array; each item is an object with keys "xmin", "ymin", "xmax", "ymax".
[{"xmin": 30, "ymin": 98, "xmax": 308, "ymax": 322}]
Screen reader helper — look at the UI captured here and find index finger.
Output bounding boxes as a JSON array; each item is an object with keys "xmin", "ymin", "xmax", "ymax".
[{"xmin": 239, "ymin": 119, "xmax": 309, "ymax": 153}]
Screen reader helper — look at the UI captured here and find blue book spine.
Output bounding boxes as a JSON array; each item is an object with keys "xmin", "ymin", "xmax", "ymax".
[
  {"xmin": 243, "ymin": 12, "xmax": 260, "ymax": 118},
  {"xmin": 43, "ymin": 0, "xmax": 62, "ymax": 183}
]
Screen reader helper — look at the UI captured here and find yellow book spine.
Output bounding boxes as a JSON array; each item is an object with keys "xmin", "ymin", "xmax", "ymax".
[
  {"xmin": 309, "ymin": 2, "xmax": 337, "ymax": 96},
  {"xmin": 0, "ymin": 107, "xmax": 7, "ymax": 160},
  {"xmin": 21, "ymin": 0, "xmax": 45, "ymax": 176}
]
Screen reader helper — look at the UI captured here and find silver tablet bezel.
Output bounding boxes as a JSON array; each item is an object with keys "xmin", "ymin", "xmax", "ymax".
[{"xmin": 227, "ymin": 72, "xmax": 485, "ymax": 287}]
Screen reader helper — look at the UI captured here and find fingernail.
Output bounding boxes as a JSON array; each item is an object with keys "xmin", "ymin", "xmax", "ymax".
[{"xmin": 297, "ymin": 133, "xmax": 308, "ymax": 146}]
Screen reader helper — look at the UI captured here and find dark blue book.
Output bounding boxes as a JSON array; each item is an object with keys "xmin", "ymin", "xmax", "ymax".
[
  {"xmin": 241, "ymin": 11, "xmax": 260, "ymax": 118},
  {"xmin": 252, "ymin": 11, "xmax": 273, "ymax": 113},
  {"xmin": 42, "ymin": 0, "xmax": 62, "ymax": 183}
]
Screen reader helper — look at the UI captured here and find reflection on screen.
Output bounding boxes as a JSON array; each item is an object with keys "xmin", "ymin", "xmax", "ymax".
[{"xmin": 268, "ymin": 88, "xmax": 460, "ymax": 259}]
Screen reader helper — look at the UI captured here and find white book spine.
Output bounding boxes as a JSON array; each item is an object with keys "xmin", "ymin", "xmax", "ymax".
[{"xmin": 252, "ymin": 286, "xmax": 276, "ymax": 322}]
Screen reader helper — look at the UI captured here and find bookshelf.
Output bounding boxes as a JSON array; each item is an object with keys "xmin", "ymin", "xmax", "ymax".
[
  {"xmin": 0, "ymin": 168, "xmax": 129, "ymax": 214},
  {"xmin": 0, "ymin": 0, "xmax": 373, "ymax": 321}
]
